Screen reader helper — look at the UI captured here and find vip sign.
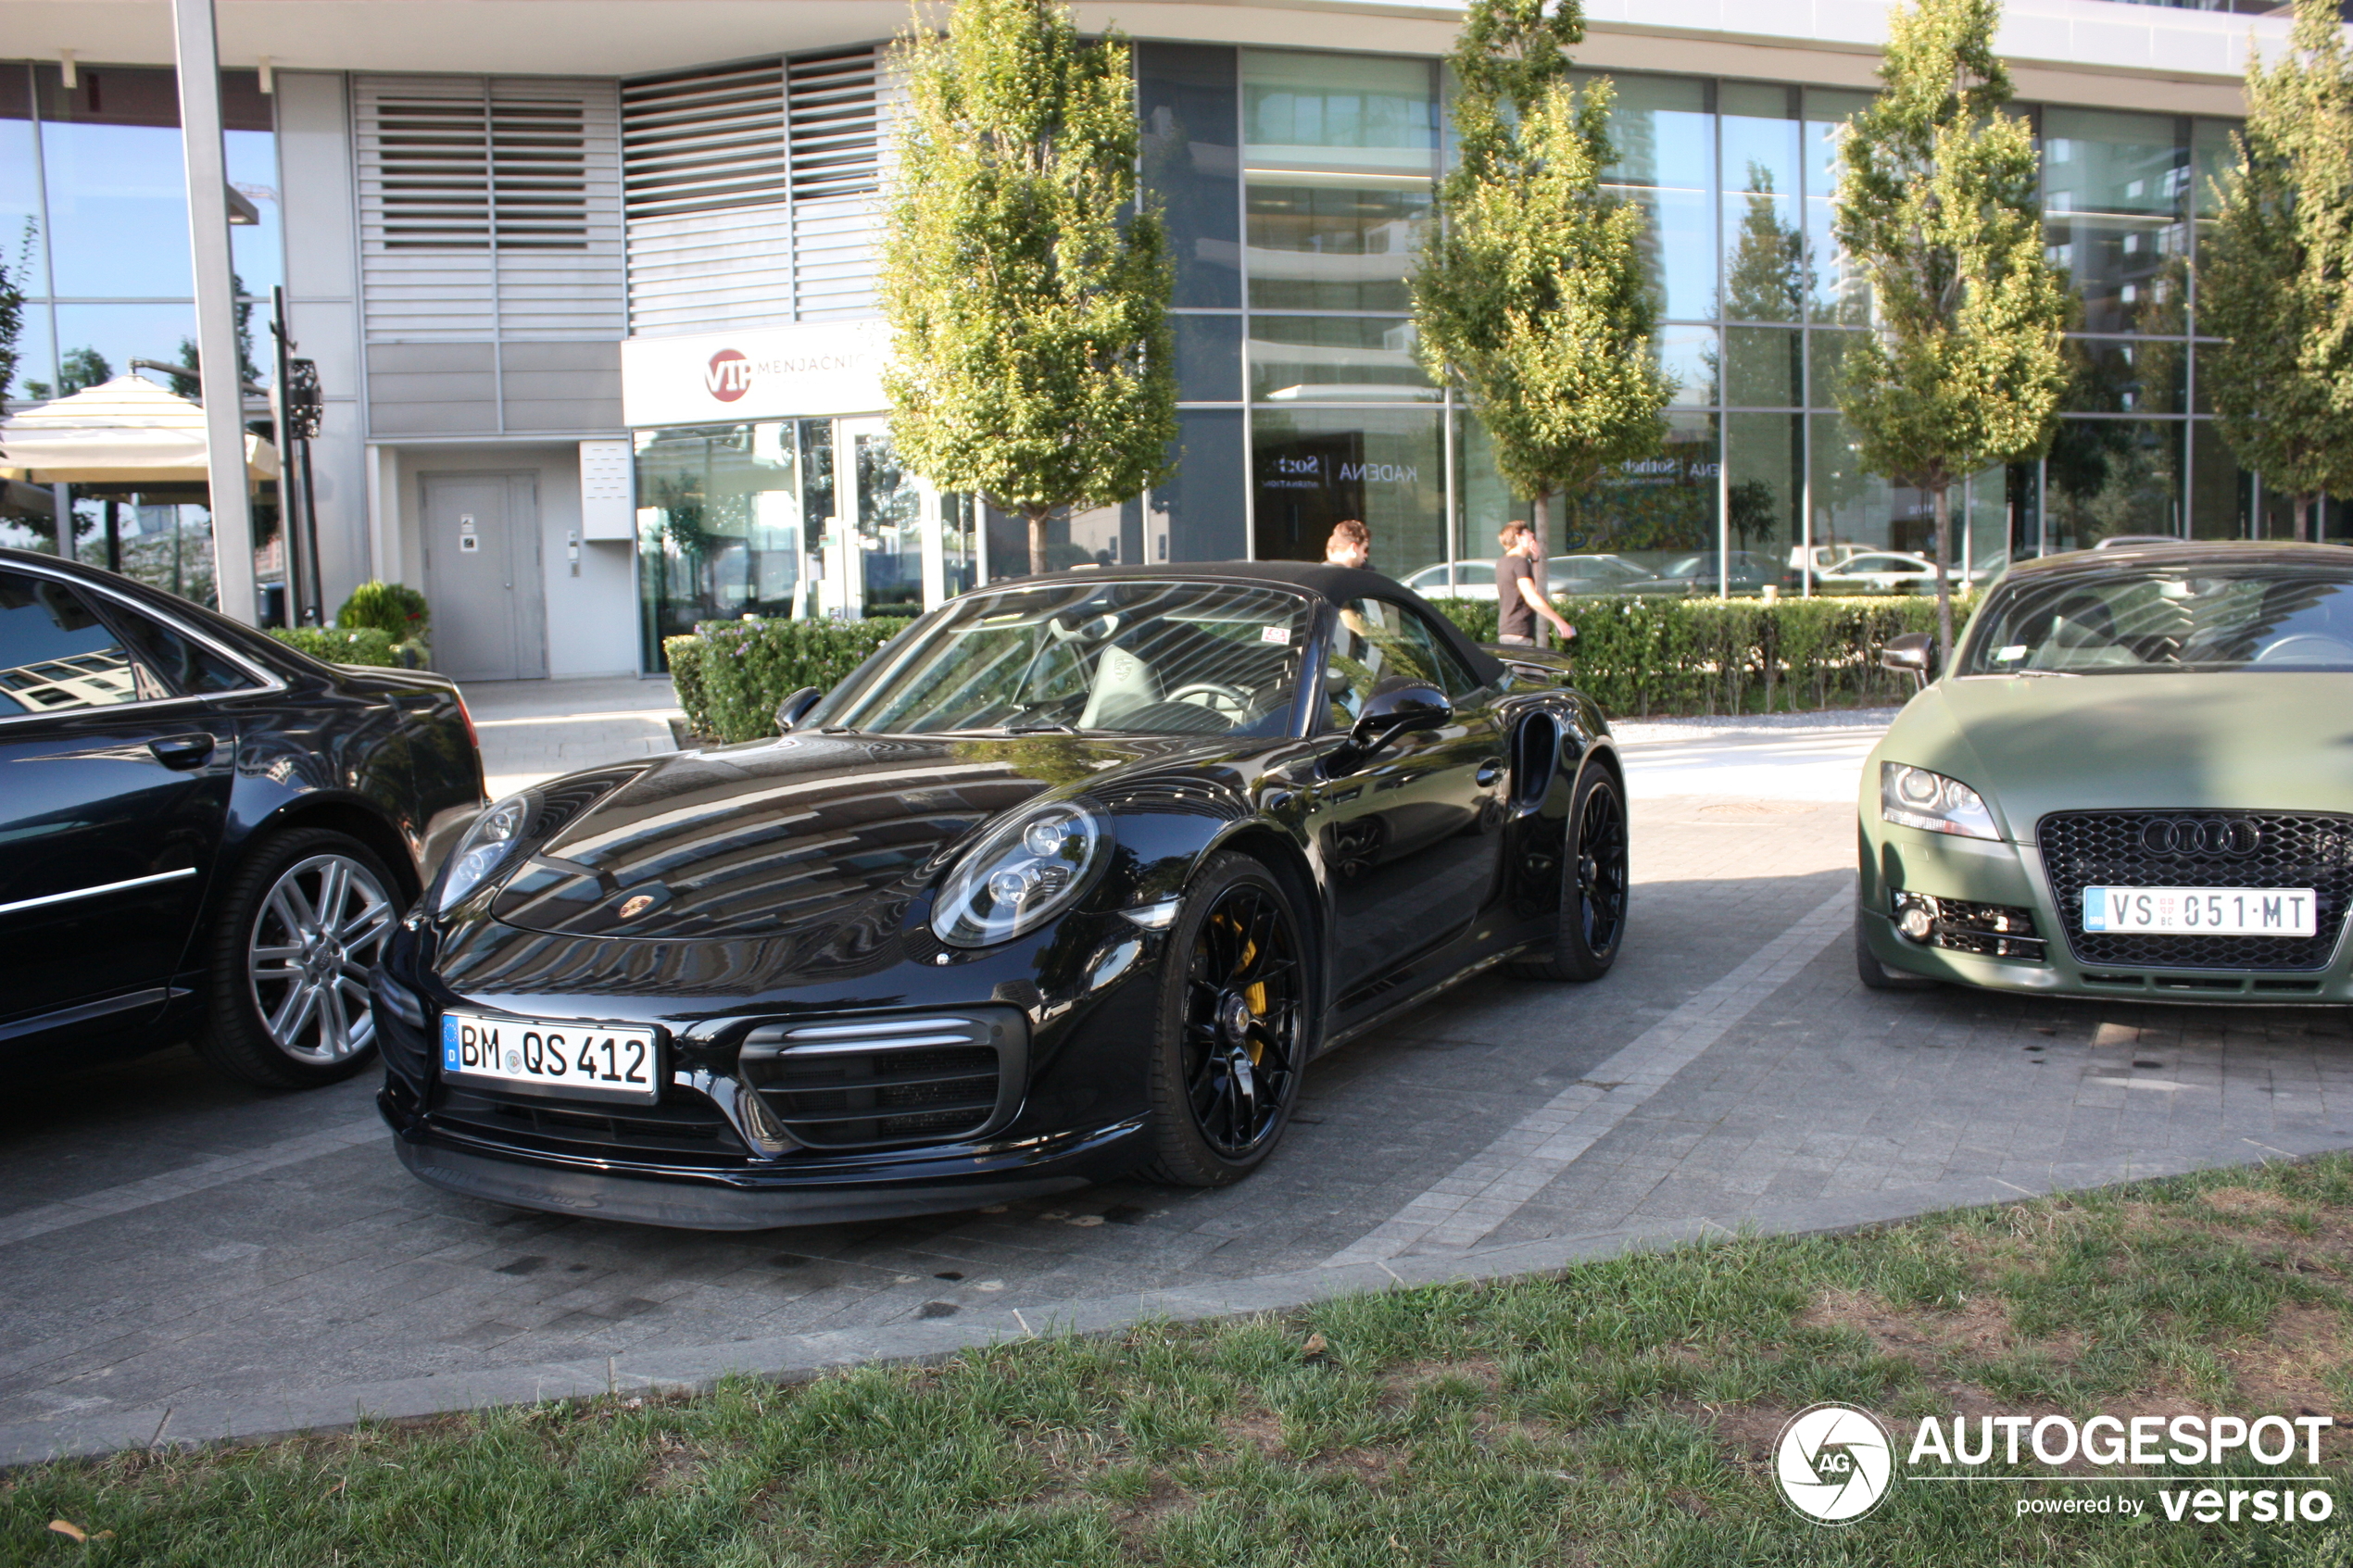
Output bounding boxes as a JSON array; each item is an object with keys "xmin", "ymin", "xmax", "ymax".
[{"xmin": 621, "ymin": 321, "xmax": 889, "ymax": 427}]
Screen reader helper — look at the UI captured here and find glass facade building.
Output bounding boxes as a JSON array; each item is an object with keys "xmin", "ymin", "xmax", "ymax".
[
  {"xmin": 0, "ymin": 62, "xmax": 280, "ymax": 591},
  {"xmin": 1136, "ymin": 47, "xmax": 2285, "ymax": 594},
  {"xmin": 0, "ymin": 0, "xmax": 2304, "ymax": 671}
]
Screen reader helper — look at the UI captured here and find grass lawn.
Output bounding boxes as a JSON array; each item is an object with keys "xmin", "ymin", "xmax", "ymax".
[{"xmin": 7, "ymin": 1157, "xmax": 2353, "ymax": 1566}]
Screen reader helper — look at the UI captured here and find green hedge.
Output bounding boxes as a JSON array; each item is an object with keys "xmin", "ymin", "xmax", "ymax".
[
  {"xmin": 661, "ymin": 596, "xmax": 1949, "ymax": 739},
  {"xmin": 664, "ymin": 617, "xmax": 916, "ymax": 743},
  {"xmin": 268, "ymin": 626, "xmax": 401, "ymax": 668},
  {"xmin": 1432, "ymin": 594, "xmax": 1954, "ymax": 716}
]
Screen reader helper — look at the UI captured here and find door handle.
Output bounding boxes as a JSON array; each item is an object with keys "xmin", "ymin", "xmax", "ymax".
[
  {"xmin": 148, "ymin": 733, "xmax": 216, "ymax": 770},
  {"xmin": 1475, "ymin": 758, "xmax": 1505, "ymax": 788}
]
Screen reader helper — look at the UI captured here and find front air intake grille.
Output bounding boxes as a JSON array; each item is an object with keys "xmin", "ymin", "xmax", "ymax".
[
  {"xmin": 1893, "ymin": 894, "xmax": 2045, "ymax": 961},
  {"xmin": 2038, "ymin": 810, "xmax": 2353, "ymax": 972},
  {"xmin": 739, "ymin": 1009, "xmax": 1026, "ymax": 1150},
  {"xmin": 433, "ymin": 1086, "xmax": 745, "ymax": 1168}
]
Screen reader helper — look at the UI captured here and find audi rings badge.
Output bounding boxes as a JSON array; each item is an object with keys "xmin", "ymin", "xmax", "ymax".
[{"xmin": 2139, "ymin": 818, "xmax": 2262, "ymax": 859}]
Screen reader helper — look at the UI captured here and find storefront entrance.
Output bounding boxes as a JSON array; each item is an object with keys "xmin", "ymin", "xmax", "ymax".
[{"xmin": 634, "ymin": 416, "xmax": 978, "ymax": 671}]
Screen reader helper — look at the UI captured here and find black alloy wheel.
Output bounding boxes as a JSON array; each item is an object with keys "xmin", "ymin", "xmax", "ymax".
[
  {"xmin": 1143, "ymin": 852, "xmax": 1311, "ymax": 1185},
  {"xmin": 1513, "ymin": 764, "xmax": 1630, "ymax": 982}
]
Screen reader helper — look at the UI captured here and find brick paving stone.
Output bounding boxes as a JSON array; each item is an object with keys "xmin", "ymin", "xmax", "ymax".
[{"xmin": 5, "ymin": 784, "xmax": 2352, "ymax": 1438}]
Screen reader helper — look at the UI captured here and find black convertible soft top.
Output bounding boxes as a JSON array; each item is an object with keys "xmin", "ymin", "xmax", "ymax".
[{"xmin": 986, "ymin": 560, "xmax": 1509, "ymax": 688}]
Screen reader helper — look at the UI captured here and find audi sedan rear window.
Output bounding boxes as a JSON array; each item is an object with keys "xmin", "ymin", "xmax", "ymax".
[{"xmin": 1960, "ymin": 566, "xmax": 2353, "ymax": 676}]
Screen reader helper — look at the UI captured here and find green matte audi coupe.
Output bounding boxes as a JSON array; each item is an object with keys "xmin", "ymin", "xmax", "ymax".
[{"xmin": 1857, "ymin": 542, "xmax": 2353, "ymax": 1002}]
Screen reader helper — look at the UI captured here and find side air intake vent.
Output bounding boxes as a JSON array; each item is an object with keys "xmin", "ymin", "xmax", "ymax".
[{"xmin": 739, "ymin": 1008, "xmax": 1026, "ymax": 1150}]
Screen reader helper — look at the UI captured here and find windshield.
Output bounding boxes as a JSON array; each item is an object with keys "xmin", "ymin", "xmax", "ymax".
[
  {"xmin": 815, "ymin": 580, "xmax": 1313, "ymax": 736},
  {"xmin": 1959, "ymin": 565, "xmax": 2353, "ymax": 676}
]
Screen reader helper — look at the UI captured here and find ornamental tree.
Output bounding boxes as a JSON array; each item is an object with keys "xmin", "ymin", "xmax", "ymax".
[
  {"xmin": 1414, "ymin": 0, "xmax": 1672, "ymax": 623},
  {"xmin": 2200, "ymin": 0, "xmax": 2353, "ymax": 543},
  {"xmin": 1834, "ymin": 0, "xmax": 2070, "ymax": 666},
  {"xmin": 880, "ymin": 0, "xmax": 1175, "ymax": 576}
]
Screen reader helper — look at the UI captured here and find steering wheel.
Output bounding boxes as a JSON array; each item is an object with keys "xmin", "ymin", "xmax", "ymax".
[
  {"xmin": 2253, "ymin": 633, "xmax": 2353, "ymax": 665},
  {"xmin": 1164, "ymin": 681, "xmax": 1253, "ymax": 721}
]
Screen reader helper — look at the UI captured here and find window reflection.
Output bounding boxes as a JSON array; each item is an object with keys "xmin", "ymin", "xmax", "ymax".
[
  {"xmin": 3, "ymin": 62, "xmax": 277, "ymax": 413},
  {"xmin": 1242, "ymin": 51, "xmax": 1436, "ymax": 313},
  {"xmin": 1248, "ymin": 316, "xmax": 1433, "ymax": 403},
  {"xmin": 1720, "ymin": 83, "xmax": 1805, "ymax": 323},
  {"xmin": 44, "ymin": 305, "xmax": 198, "ymax": 397},
  {"xmin": 1803, "ymin": 89, "xmax": 1873, "ymax": 325},
  {"xmin": 2045, "ymin": 419, "xmax": 2184, "ymax": 547},
  {"xmin": 0, "ymin": 571, "xmax": 157, "ymax": 714},
  {"xmin": 1252, "ymin": 405, "xmax": 1443, "ymax": 572},
  {"xmin": 2043, "ymin": 107, "xmax": 2188, "ymax": 337},
  {"xmin": 635, "ymin": 420, "xmax": 824, "ymax": 659},
  {"xmin": 1726, "ymin": 411, "xmax": 1802, "ymax": 578},
  {"xmin": 1566, "ymin": 411, "xmax": 1718, "ymax": 557},
  {"xmin": 0, "ymin": 67, "xmax": 45, "ymax": 300},
  {"xmin": 1656, "ymin": 325, "xmax": 1718, "ymax": 408},
  {"xmin": 1594, "ymin": 74, "xmax": 1716, "ymax": 321}
]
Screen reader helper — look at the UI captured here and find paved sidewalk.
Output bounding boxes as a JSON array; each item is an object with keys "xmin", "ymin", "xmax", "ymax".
[
  {"xmin": 6, "ymin": 711, "xmax": 2350, "ymax": 1462},
  {"xmin": 459, "ymin": 674, "xmax": 683, "ymax": 797}
]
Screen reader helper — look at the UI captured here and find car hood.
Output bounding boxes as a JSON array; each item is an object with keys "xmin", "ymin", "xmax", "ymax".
[
  {"xmin": 481, "ymin": 731, "xmax": 1219, "ymax": 942},
  {"xmin": 1877, "ymin": 672, "xmax": 2353, "ymax": 837}
]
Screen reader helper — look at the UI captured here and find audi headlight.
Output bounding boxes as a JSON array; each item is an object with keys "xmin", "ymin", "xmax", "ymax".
[
  {"xmin": 934, "ymin": 800, "xmax": 1107, "ymax": 948},
  {"xmin": 1880, "ymin": 762, "xmax": 2000, "ymax": 841},
  {"xmin": 436, "ymin": 792, "xmax": 537, "ymax": 913}
]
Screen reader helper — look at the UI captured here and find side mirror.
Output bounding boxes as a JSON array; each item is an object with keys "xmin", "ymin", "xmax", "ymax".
[
  {"xmin": 1881, "ymin": 633, "xmax": 1936, "ymax": 684},
  {"xmin": 774, "ymin": 685, "xmax": 824, "ymax": 733},
  {"xmin": 1332, "ymin": 682, "xmax": 1452, "ymax": 770}
]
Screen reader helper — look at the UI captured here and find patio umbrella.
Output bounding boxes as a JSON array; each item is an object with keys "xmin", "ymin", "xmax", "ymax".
[{"xmin": 0, "ymin": 373, "xmax": 279, "ymax": 488}]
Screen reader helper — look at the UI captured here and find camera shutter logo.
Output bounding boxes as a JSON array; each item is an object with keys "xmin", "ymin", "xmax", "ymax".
[
  {"xmin": 1774, "ymin": 1403, "xmax": 1894, "ymax": 1524},
  {"xmin": 705, "ymin": 348, "xmax": 752, "ymax": 402}
]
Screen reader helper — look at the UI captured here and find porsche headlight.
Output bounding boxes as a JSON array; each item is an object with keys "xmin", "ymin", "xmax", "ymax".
[
  {"xmin": 436, "ymin": 792, "xmax": 537, "ymax": 913},
  {"xmin": 1880, "ymin": 763, "xmax": 2000, "ymax": 841},
  {"xmin": 934, "ymin": 800, "xmax": 1106, "ymax": 948}
]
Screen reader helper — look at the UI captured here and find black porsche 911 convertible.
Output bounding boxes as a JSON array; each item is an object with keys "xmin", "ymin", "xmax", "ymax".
[{"xmin": 373, "ymin": 563, "xmax": 1629, "ymax": 1229}]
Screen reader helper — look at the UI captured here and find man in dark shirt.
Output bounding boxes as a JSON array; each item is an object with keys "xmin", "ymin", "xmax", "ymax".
[{"xmin": 1496, "ymin": 521, "xmax": 1577, "ymax": 647}]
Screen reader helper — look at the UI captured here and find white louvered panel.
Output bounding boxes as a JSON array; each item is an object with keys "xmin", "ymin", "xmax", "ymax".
[
  {"xmin": 792, "ymin": 197, "xmax": 879, "ymax": 320},
  {"xmin": 358, "ymin": 74, "xmax": 622, "ymax": 344},
  {"xmin": 623, "ymin": 61, "xmax": 786, "ymax": 220},
  {"xmin": 358, "ymin": 76, "xmax": 493, "ymax": 340},
  {"xmin": 625, "ymin": 208, "xmax": 796, "ymax": 335},
  {"xmin": 620, "ymin": 59, "xmax": 792, "ymax": 336},
  {"xmin": 787, "ymin": 47, "xmax": 879, "ymax": 202},
  {"xmin": 490, "ymin": 78, "xmax": 623, "ymax": 338},
  {"xmin": 358, "ymin": 76, "xmax": 491, "ymax": 250},
  {"xmin": 614, "ymin": 47, "xmax": 881, "ymax": 335}
]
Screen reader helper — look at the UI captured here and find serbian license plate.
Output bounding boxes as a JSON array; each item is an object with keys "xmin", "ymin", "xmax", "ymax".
[
  {"xmin": 439, "ymin": 1010, "xmax": 661, "ymax": 1103},
  {"xmin": 2082, "ymin": 886, "xmax": 2317, "ymax": 937}
]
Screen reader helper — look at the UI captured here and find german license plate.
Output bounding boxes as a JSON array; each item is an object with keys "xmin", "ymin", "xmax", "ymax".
[
  {"xmin": 440, "ymin": 1010, "xmax": 661, "ymax": 1103},
  {"xmin": 2082, "ymin": 886, "xmax": 2317, "ymax": 937}
]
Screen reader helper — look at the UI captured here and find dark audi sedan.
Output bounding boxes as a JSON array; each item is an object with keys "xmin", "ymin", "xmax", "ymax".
[
  {"xmin": 377, "ymin": 564, "xmax": 1629, "ymax": 1229},
  {"xmin": 0, "ymin": 547, "xmax": 484, "ymax": 1087}
]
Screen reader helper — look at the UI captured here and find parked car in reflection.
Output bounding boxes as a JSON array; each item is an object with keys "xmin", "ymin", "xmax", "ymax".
[
  {"xmin": 1398, "ymin": 554, "xmax": 1656, "ymax": 601},
  {"xmin": 1549, "ymin": 554, "xmax": 1659, "ymax": 596},
  {"xmin": 0, "ymin": 547, "xmax": 484, "ymax": 1087},
  {"xmin": 1397, "ymin": 560, "xmax": 1495, "ymax": 601},
  {"xmin": 1815, "ymin": 551, "xmax": 1940, "ymax": 593},
  {"xmin": 1649, "ymin": 550, "xmax": 1791, "ymax": 596},
  {"xmin": 375, "ymin": 564, "xmax": 1630, "ymax": 1230}
]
